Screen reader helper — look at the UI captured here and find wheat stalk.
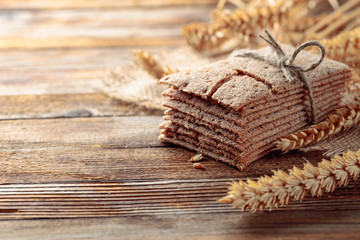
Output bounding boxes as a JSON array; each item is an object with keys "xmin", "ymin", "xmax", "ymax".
[
  {"xmin": 278, "ymin": 14, "xmax": 327, "ymax": 44},
  {"xmin": 276, "ymin": 98, "xmax": 360, "ymax": 153},
  {"xmin": 307, "ymin": 0, "xmax": 360, "ymax": 40},
  {"xmin": 182, "ymin": 22, "xmax": 233, "ymax": 52},
  {"xmin": 320, "ymin": 27, "xmax": 360, "ymax": 69},
  {"xmin": 184, "ymin": 0, "xmax": 360, "ymax": 53},
  {"xmin": 133, "ymin": 50, "xmax": 178, "ymax": 79},
  {"xmin": 183, "ymin": 0, "xmax": 307, "ymax": 52},
  {"xmin": 219, "ymin": 149, "xmax": 360, "ymax": 213}
]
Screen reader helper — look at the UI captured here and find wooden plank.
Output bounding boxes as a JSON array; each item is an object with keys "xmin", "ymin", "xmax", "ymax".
[
  {"xmin": 0, "ymin": 47, "xmax": 173, "ymax": 71},
  {"xmin": 0, "ymin": 179, "xmax": 359, "ymax": 220},
  {"xmin": 0, "ymin": 0, "xmax": 217, "ymax": 9},
  {"xmin": 0, "ymin": 68, "xmax": 104, "ymax": 95},
  {"xmin": 0, "ymin": 48, "xmax": 164, "ymax": 118},
  {"xmin": 1, "ymin": 211, "xmax": 360, "ymax": 240},
  {"xmin": 0, "ymin": 143, "xmax": 328, "ymax": 184},
  {"xmin": 0, "ymin": 46, "xmax": 176, "ymax": 96},
  {"xmin": 0, "ymin": 46, "xmax": 179, "ymax": 95},
  {"xmin": 0, "ymin": 7, "xmax": 212, "ymax": 49},
  {"xmin": 0, "ymin": 116, "xmax": 162, "ymax": 148},
  {"xmin": 0, "ymin": 93, "xmax": 162, "ymax": 120},
  {"xmin": 0, "ymin": 5, "xmax": 212, "ymax": 117},
  {"xmin": 0, "ymin": 116, "xmax": 335, "ymax": 183},
  {"xmin": 2, "ymin": 115, "xmax": 357, "ymax": 225},
  {"xmin": 0, "ymin": 37, "xmax": 184, "ymax": 49}
]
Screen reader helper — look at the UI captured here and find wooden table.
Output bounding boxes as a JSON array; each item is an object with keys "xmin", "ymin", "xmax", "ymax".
[{"xmin": 1, "ymin": 1, "xmax": 360, "ymax": 239}]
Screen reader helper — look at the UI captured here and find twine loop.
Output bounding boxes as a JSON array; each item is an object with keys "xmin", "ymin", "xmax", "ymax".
[{"xmin": 231, "ymin": 30, "xmax": 326, "ymax": 124}]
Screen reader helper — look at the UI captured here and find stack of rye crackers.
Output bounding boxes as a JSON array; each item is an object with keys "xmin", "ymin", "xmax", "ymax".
[{"xmin": 159, "ymin": 44, "xmax": 353, "ymax": 170}]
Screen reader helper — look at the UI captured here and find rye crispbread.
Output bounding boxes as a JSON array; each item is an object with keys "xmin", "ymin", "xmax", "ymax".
[{"xmin": 159, "ymin": 44, "xmax": 353, "ymax": 170}]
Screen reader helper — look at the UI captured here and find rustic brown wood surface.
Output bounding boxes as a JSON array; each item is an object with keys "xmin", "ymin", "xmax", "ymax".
[{"xmin": 0, "ymin": 1, "xmax": 360, "ymax": 239}]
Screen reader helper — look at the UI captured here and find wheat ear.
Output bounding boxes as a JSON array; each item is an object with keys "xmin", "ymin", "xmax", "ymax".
[
  {"xmin": 320, "ymin": 27, "xmax": 360, "ymax": 69},
  {"xmin": 183, "ymin": 0, "xmax": 305, "ymax": 51},
  {"xmin": 219, "ymin": 149, "xmax": 360, "ymax": 213},
  {"xmin": 306, "ymin": 0, "xmax": 360, "ymax": 40},
  {"xmin": 276, "ymin": 98, "xmax": 360, "ymax": 153},
  {"xmin": 133, "ymin": 50, "xmax": 178, "ymax": 79}
]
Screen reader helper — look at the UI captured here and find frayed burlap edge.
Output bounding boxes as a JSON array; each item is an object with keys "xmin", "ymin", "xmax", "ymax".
[
  {"xmin": 102, "ymin": 62, "xmax": 166, "ymax": 111},
  {"xmin": 102, "ymin": 46, "xmax": 220, "ymax": 111}
]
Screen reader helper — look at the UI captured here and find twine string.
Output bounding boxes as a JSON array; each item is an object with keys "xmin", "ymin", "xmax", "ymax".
[{"xmin": 231, "ymin": 30, "xmax": 326, "ymax": 124}]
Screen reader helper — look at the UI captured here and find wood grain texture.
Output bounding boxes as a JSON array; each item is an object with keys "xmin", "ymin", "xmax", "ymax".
[
  {"xmin": 0, "ymin": 47, "xmax": 172, "ymax": 97},
  {"xmin": 1, "ymin": 211, "xmax": 360, "ymax": 240},
  {"xmin": 0, "ymin": 179, "xmax": 360, "ymax": 220},
  {"xmin": 0, "ymin": 1, "xmax": 359, "ymax": 239},
  {"xmin": 0, "ymin": 47, "xmax": 172, "ymax": 70},
  {"xmin": 0, "ymin": 7, "xmax": 211, "ymax": 49},
  {"xmin": 0, "ymin": 0, "xmax": 217, "ymax": 9},
  {"xmin": 0, "ymin": 68, "xmax": 104, "ymax": 95},
  {"xmin": 0, "ymin": 47, "xmax": 167, "ymax": 120},
  {"xmin": 0, "ymin": 93, "xmax": 162, "ymax": 120},
  {"xmin": 0, "ymin": 116, "xmax": 328, "ymax": 184}
]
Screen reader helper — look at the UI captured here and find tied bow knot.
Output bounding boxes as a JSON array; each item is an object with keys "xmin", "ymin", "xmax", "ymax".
[{"xmin": 231, "ymin": 30, "xmax": 326, "ymax": 124}]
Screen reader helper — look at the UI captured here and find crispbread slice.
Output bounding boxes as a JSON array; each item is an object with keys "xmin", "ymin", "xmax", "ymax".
[
  {"xmin": 160, "ymin": 117, "xmax": 308, "ymax": 170},
  {"xmin": 163, "ymin": 78, "xmax": 347, "ymax": 125},
  {"xmin": 163, "ymin": 93, "xmax": 341, "ymax": 135},
  {"xmin": 163, "ymin": 99, "xmax": 303, "ymax": 134},
  {"xmin": 208, "ymin": 44, "xmax": 351, "ymax": 93},
  {"xmin": 163, "ymin": 104, "xmax": 307, "ymax": 144},
  {"xmin": 163, "ymin": 88, "xmax": 305, "ymax": 124},
  {"xmin": 161, "ymin": 130, "xmax": 245, "ymax": 166},
  {"xmin": 159, "ymin": 134, "xmax": 244, "ymax": 169},
  {"xmin": 159, "ymin": 67, "xmax": 238, "ymax": 99},
  {"xmin": 162, "ymin": 109, "xmax": 307, "ymax": 152},
  {"xmin": 212, "ymin": 73, "xmax": 351, "ymax": 112},
  {"xmin": 160, "ymin": 44, "xmax": 351, "ymax": 104},
  {"xmin": 164, "ymin": 109, "xmax": 238, "ymax": 139},
  {"xmin": 160, "ymin": 131, "xmax": 275, "ymax": 170},
  {"xmin": 161, "ymin": 116, "xmax": 237, "ymax": 145},
  {"xmin": 159, "ymin": 44, "xmax": 353, "ymax": 170}
]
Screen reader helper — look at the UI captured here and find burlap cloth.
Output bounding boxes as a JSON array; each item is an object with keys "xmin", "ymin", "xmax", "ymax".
[
  {"xmin": 102, "ymin": 46, "xmax": 360, "ymax": 158},
  {"xmin": 102, "ymin": 47, "xmax": 221, "ymax": 111}
]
